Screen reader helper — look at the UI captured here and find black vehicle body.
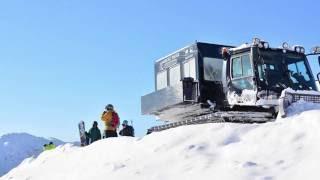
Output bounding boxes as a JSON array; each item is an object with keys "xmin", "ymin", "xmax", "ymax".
[
  {"xmin": 141, "ymin": 42, "xmax": 233, "ymax": 121},
  {"xmin": 226, "ymin": 46, "xmax": 317, "ymax": 107},
  {"xmin": 141, "ymin": 42, "xmax": 318, "ymax": 122}
]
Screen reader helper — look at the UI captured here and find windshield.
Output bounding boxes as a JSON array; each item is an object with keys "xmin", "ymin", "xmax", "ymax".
[{"xmin": 257, "ymin": 50, "xmax": 316, "ymax": 91}]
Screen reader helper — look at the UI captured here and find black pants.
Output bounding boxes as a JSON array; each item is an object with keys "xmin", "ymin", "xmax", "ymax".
[{"xmin": 104, "ymin": 130, "xmax": 118, "ymax": 138}]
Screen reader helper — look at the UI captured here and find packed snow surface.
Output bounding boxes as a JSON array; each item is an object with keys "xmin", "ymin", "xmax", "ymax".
[
  {"xmin": 2, "ymin": 102, "xmax": 320, "ymax": 180},
  {"xmin": 0, "ymin": 133, "xmax": 64, "ymax": 176}
]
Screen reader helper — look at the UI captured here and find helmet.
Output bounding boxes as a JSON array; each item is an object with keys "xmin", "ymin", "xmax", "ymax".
[
  {"xmin": 105, "ymin": 104, "xmax": 114, "ymax": 111},
  {"xmin": 122, "ymin": 120, "xmax": 128, "ymax": 126}
]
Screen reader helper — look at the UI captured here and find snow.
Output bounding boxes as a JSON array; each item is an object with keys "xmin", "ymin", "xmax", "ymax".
[
  {"xmin": 2, "ymin": 102, "xmax": 320, "ymax": 180},
  {"xmin": 0, "ymin": 133, "xmax": 65, "ymax": 176},
  {"xmin": 281, "ymin": 100, "xmax": 320, "ymax": 118},
  {"xmin": 229, "ymin": 43, "xmax": 251, "ymax": 51}
]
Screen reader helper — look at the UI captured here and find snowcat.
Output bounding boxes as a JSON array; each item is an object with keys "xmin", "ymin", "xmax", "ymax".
[{"xmin": 141, "ymin": 39, "xmax": 320, "ymax": 132}]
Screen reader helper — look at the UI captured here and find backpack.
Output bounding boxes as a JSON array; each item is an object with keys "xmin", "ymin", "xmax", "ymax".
[
  {"xmin": 111, "ymin": 112, "xmax": 120, "ymax": 128},
  {"xmin": 120, "ymin": 126, "xmax": 134, "ymax": 137},
  {"xmin": 126, "ymin": 126, "xmax": 134, "ymax": 137}
]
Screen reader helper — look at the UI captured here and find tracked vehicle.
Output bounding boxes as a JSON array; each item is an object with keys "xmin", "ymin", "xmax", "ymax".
[{"xmin": 141, "ymin": 39, "xmax": 320, "ymax": 132}]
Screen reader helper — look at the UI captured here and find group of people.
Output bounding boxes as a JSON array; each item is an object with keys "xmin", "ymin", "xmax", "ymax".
[
  {"xmin": 85, "ymin": 104, "xmax": 135, "ymax": 145},
  {"xmin": 43, "ymin": 142, "xmax": 56, "ymax": 151}
]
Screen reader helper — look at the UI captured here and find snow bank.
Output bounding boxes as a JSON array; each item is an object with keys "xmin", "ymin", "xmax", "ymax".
[
  {"xmin": 229, "ymin": 43, "xmax": 251, "ymax": 51},
  {"xmin": 282, "ymin": 100, "xmax": 320, "ymax": 117},
  {"xmin": 0, "ymin": 133, "xmax": 65, "ymax": 176},
  {"xmin": 2, "ymin": 103, "xmax": 320, "ymax": 180}
]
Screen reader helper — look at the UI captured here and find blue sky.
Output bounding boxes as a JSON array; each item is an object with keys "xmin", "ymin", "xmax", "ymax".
[{"xmin": 0, "ymin": 0, "xmax": 319, "ymax": 141}]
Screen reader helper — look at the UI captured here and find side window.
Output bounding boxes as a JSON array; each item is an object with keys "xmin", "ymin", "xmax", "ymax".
[
  {"xmin": 242, "ymin": 55, "xmax": 253, "ymax": 76},
  {"xmin": 296, "ymin": 61, "xmax": 310, "ymax": 81},
  {"xmin": 288, "ymin": 63, "xmax": 298, "ymax": 83},
  {"xmin": 232, "ymin": 54, "xmax": 253, "ymax": 78},
  {"xmin": 169, "ymin": 65, "xmax": 181, "ymax": 86},
  {"xmin": 258, "ymin": 64, "xmax": 265, "ymax": 81},
  {"xmin": 156, "ymin": 71, "xmax": 167, "ymax": 90},
  {"xmin": 183, "ymin": 58, "xmax": 196, "ymax": 79},
  {"xmin": 203, "ymin": 57, "xmax": 223, "ymax": 81},
  {"xmin": 288, "ymin": 61, "xmax": 311, "ymax": 82},
  {"xmin": 232, "ymin": 57, "xmax": 242, "ymax": 78}
]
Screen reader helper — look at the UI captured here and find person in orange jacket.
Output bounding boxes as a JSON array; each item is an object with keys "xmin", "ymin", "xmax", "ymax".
[{"xmin": 101, "ymin": 104, "xmax": 119, "ymax": 138}]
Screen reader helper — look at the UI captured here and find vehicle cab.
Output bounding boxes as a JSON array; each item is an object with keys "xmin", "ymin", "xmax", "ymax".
[{"xmin": 225, "ymin": 38, "xmax": 319, "ymax": 107}]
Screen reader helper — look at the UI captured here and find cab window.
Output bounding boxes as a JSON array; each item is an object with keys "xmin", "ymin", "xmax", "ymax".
[{"xmin": 232, "ymin": 54, "xmax": 253, "ymax": 78}]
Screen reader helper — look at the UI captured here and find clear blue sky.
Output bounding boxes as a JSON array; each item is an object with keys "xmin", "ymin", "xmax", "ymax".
[{"xmin": 0, "ymin": 0, "xmax": 319, "ymax": 142}]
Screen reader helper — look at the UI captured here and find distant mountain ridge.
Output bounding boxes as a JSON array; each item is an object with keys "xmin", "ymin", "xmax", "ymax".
[{"xmin": 0, "ymin": 133, "xmax": 65, "ymax": 176}]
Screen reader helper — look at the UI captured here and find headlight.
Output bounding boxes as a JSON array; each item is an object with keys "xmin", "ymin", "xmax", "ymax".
[
  {"xmin": 293, "ymin": 46, "xmax": 305, "ymax": 53},
  {"xmin": 312, "ymin": 46, "xmax": 320, "ymax": 54},
  {"xmin": 282, "ymin": 42, "xmax": 289, "ymax": 49},
  {"xmin": 253, "ymin": 38, "xmax": 269, "ymax": 49}
]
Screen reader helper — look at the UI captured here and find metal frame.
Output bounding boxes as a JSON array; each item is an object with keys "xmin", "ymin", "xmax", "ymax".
[
  {"xmin": 279, "ymin": 91, "xmax": 320, "ymax": 117},
  {"xmin": 148, "ymin": 110, "xmax": 274, "ymax": 133}
]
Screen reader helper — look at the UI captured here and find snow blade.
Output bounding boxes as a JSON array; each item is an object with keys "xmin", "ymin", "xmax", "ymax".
[
  {"xmin": 148, "ymin": 111, "xmax": 274, "ymax": 133},
  {"xmin": 279, "ymin": 89, "xmax": 320, "ymax": 118}
]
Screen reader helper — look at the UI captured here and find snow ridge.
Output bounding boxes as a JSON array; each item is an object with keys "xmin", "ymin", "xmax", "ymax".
[{"xmin": 1, "ymin": 102, "xmax": 320, "ymax": 180}]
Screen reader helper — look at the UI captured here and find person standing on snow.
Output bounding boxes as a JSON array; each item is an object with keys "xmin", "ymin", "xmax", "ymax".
[
  {"xmin": 88, "ymin": 121, "xmax": 101, "ymax": 144},
  {"xmin": 43, "ymin": 144, "xmax": 48, "ymax": 151},
  {"xmin": 119, "ymin": 120, "xmax": 135, "ymax": 137},
  {"xmin": 43, "ymin": 142, "xmax": 56, "ymax": 151},
  {"xmin": 85, "ymin": 131, "xmax": 90, "ymax": 145},
  {"xmin": 48, "ymin": 142, "xmax": 56, "ymax": 149},
  {"xmin": 101, "ymin": 104, "xmax": 120, "ymax": 138}
]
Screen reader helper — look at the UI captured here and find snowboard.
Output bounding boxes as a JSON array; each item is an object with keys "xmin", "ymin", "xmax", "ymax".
[{"xmin": 78, "ymin": 121, "xmax": 87, "ymax": 146}]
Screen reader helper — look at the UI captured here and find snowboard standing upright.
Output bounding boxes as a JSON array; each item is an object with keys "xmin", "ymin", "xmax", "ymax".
[{"xmin": 78, "ymin": 121, "xmax": 87, "ymax": 146}]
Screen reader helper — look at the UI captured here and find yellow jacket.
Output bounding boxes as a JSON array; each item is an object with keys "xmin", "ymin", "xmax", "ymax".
[
  {"xmin": 101, "ymin": 111, "xmax": 117, "ymax": 131},
  {"xmin": 43, "ymin": 144, "xmax": 56, "ymax": 151}
]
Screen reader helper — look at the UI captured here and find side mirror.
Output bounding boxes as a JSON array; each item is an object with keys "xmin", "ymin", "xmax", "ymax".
[
  {"xmin": 221, "ymin": 47, "xmax": 230, "ymax": 60},
  {"xmin": 318, "ymin": 56, "xmax": 320, "ymax": 67}
]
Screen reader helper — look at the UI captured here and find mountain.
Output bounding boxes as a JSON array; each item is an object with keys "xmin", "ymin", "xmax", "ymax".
[
  {"xmin": 1, "ymin": 101, "xmax": 320, "ymax": 180},
  {"xmin": 0, "ymin": 133, "xmax": 65, "ymax": 176}
]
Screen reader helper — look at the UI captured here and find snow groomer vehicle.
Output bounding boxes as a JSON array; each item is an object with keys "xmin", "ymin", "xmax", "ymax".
[{"xmin": 141, "ymin": 39, "xmax": 320, "ymax": 132}]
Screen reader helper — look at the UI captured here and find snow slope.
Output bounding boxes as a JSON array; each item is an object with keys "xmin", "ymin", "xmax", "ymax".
[
  {"xmin": 0, "ymin": 133, "xmax": 64, "ymax": 176},
  {"xmin": 2, "ymin": 102, "xmax": 320, "ymax": 180}
]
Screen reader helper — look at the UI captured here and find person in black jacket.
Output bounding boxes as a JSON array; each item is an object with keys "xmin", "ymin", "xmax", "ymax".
[
  {"xmin": 88, "ymin": 121, "xmax": 101, "ymax": 144},
  {"xmin": 119, "ymin": 120, "xmax": 134, "ymax": 137}
]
